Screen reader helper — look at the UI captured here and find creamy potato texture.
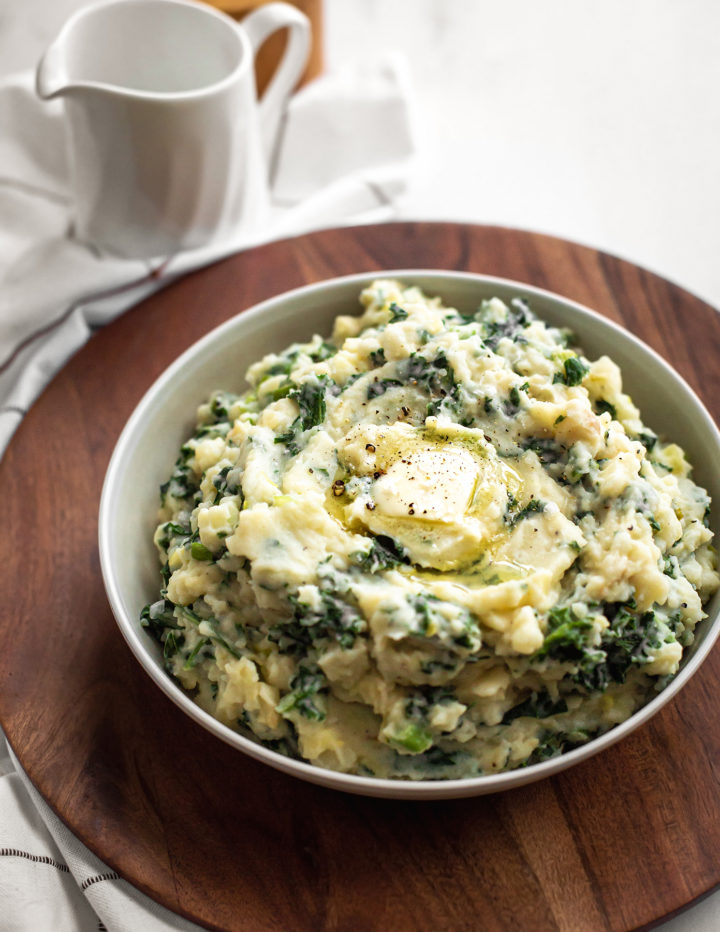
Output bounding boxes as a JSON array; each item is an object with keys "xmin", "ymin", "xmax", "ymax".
[{"xmin": 142, "ymin": 281, "xmax": 719, "ymax": 779}]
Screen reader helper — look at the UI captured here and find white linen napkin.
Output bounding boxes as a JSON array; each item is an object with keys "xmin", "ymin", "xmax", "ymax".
[
  {"xmin": 0, "ymin": 53, "xmax": 415, "ymax": 930},
  {"xmin": 0, "ymin": 54, "xmax": 416, "ymax": 457}
]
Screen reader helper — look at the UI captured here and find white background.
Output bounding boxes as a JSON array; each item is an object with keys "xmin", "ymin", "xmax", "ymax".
[
  {"xmin": 3, "ymin": 0, "xmax": 720, "ymax": 308},
  {"xmin": 324, "ymin": 0, "xmax": 720, "ymax": 310},
  {"xmin": 1, "ymin": 0, "xmax": 719, "ymax": 929}
]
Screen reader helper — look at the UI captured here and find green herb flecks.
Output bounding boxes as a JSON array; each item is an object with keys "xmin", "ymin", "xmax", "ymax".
[
  {"xmin": 350, "ymin": 534, "xmax": 410, "ymax": 573},
  {"xmin": 477, "ymin": 297, "xmax": 532, "ymax": 350},
  {"xmin": 521, "ymin": 729, "xmax": 591, "ymax": 767},
  {"xmin": 506, "ymin": 498, "xmax": 546, "ymax": 527},
  {"xmin": 274, "ymin": 375, "xmax": 336, "ymax": 456},
  {"xmin": 535, "ymin": 605, "xmax": 596, "ymax": 663},
  {"xmin": 207, "ymin": 391, "xmax": 241, "ymax": 422},
  {"xmin": 191, "ymin": 540, "xmax": 214, "ymax": 561},
  {"xmin": 637, "ymin": 430, "xmax": 658, "ymax": 452},
  {"xmin": 155, "ymin": 520, "xmax": 191, "ymax": 551},
  {"xmin": 595, "ymin": 399, "xmax": 617, "ymax": 419},
  {"xmin": 309, "ymin": 341, "xmax": 337, "ymax": 362},
  {"xmin": 367, "ymin": 378, "xmax": 403, "ymax": 400},
  {"xmin": 140, "ymin": 598, "xmax": 178, "ymax": 638},
  {"xmin": 184, "ymin": 637, "xmax": 212, "ymax": 669},
  {"xmin": 502, "ymin": 690, "xmax": 568, "ymax": 725},
  {"xmin": 160, "ymin": 449, "xmax": 201, "ymax": 508},
  {"xmin": 405, "ymin": 593, "xmax": 481, "ymax": 651},
  {"xmin": 534, "ymin": 601, "xmax": 665, "ymax": 693},
  {"xmin": 386, "ymin": 687, "xmax": 458, "ymax": 754},
  {"xmin": 293, "ymin": 377, "xmax": 330, "ymax": 430},
  {"xmin": 553, "ymin": 356, "xmax": 589, "ymax": 387},
  {"xmin": 268, "ymin": 589, "xmax": 366, "ymax": 654},
  {"xmin": 522, "ymin": 436, "xmax": 565, "ymax": 466},
  {"xmin": 212, "ymin": 465, "xmax": 243, "ymax": 505},
  {"xmin": 276, "ymin": 664, "xmax": 328, "ymax": 721},
  {"xmin": 388, "ymin": 722, "xmax": 433, "ymax": 753},
  {"xmin": 398, "ymin": 351, "xmax": 462, "ymax": 418}
]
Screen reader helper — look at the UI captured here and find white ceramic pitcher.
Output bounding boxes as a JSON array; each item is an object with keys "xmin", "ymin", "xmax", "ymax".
[{"xmin": 36, "ymin": 0, "xmax": 310, "ymax": 259}]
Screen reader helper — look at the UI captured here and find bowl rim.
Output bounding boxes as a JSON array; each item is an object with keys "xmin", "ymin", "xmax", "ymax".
[{"xmin": 99, "ymin": 268, "xmax": 720, "ymax": 799}]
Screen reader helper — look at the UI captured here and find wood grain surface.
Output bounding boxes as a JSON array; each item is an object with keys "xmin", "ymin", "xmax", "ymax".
[{"xmin": 2, "ymin": 223, "xmax": 720, "ymax": 932}]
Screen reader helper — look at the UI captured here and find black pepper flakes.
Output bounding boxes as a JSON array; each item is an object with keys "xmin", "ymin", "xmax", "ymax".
[{"xmin": 332, "ymin": 479, "xmax": 345, "ymax": 497}]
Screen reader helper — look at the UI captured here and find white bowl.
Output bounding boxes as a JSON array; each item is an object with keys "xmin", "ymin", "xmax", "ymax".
[{"xmin": 99, "ymin": 270, "xmax": 720, "ymax": 799}]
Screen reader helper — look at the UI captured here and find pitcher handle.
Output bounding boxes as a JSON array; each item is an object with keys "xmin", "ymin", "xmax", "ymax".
[{"xmin": 242, "ymin": 2, "xmax": 311, "ymax": 171}]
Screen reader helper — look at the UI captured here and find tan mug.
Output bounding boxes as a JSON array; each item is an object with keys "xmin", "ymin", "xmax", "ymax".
[{"xmin": 36, "ymin": 0, "xmax": 311, "ymax": 259}]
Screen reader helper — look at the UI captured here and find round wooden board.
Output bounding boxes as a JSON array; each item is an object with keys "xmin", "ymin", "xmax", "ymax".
[{"xmin": 2, "ymin": 222, "xmax": 720, "ymax": 931}]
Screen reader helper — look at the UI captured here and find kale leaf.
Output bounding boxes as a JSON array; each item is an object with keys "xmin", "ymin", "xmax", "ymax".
[
  {"xmin": 207, "ymin": 391, "xmax": 241, "ymax": 422},
  {"xmin": 535, "ymin": 602, "xmax": 665, "ymax": 693},
  {"xmin": 140, "ymin": 598, "xmax": 178, "ymax": 638},
  {"xmin": 273, "ymin": 375, "xmax": 335, "ymax": 455},
  {"xmin": 388, "ymin": 302, "xmax": 409, "ymax": 322},
  {"xmin": 595, "ymin": 398, "xmax": 617, "ymax": 419},
  {"xmin": 276, "ymin": 664, "xmax": 328, "ymax": 721},
  {"xmin": 506, "ymin": 497, "xmax": 546, "ymax": 527},
  {"xmin": 155, "ymin": 520, "xmax": 191, "ymax": 551},
  {"xmin": 522, "ymin": 729, "xmax": 590, "ymax": 767},
  {"xmin": 535, "ymin": 605, "xmax": 595, "ymax": 663},
  {"xmin": 406, "ymin": 593, "xmax": 481, "ymax": 650},
  {"xmin": 388, "ymin": 687, "xmax": 457, "ymax": 753},
  {"xmin": 478, "ymin": 297, "xmax": 531, "ymax": 350},
  {"xmin": 522, "ymin": 436, "xmax": 565, "ymax": 466},
  {"xmin": 553, "ymin": 356, "xmax": 589, "ymax": 386},
  {"xmin": 397, "ymin": 351, "xmax": 461, "ymax": 417},
  {"xmin": 350, "ymin": 534, "xmax": 410, "ymax": 573},
  {"xmin": 212, "ymin": 465, "xmax": 243, "ymax": 505},
  {"xmin": 367, "ymin": 378, "xmax": 403, "ymax": 399},
  {"xmin": 583, "ymin": 603, "xmax": 663, "ymax": 689},
  {"xmin": 268, "ymin": 589, "xmax": 366, "ymax": 654},
  {"xmin": 160, "ymin": 448, "xmax": 201, "ymax": 506},
  {"xmin": 309, "ymin": 341, "xmax": 337, "ymax": 362},
  {"xmin": 292, "ymin": 377, "xmax": 329, "ymax": 430},
  {"xmin": 502, "ymin": 690, "xmax": 568, "ymax": 725}
]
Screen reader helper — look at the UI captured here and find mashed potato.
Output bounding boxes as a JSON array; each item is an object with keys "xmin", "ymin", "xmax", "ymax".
[{"xmin": 141, "ymin": 281, "xmax": 719, "ymax": 780}]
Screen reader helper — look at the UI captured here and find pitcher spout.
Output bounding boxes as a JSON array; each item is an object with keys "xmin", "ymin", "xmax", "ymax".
[{"xmin": 36, "ymin": 42, "xmax": 70, "ymax": 100}]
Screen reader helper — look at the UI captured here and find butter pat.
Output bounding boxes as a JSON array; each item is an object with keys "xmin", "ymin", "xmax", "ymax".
[{"xmin": 372, "ymin": 447, "xmax": 477, "ymax": 519}]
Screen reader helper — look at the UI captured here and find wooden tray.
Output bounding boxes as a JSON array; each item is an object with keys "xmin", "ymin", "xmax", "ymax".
[{"xmin": 2, "ymin": 223, "xmax": 720, "ymax": 931}]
